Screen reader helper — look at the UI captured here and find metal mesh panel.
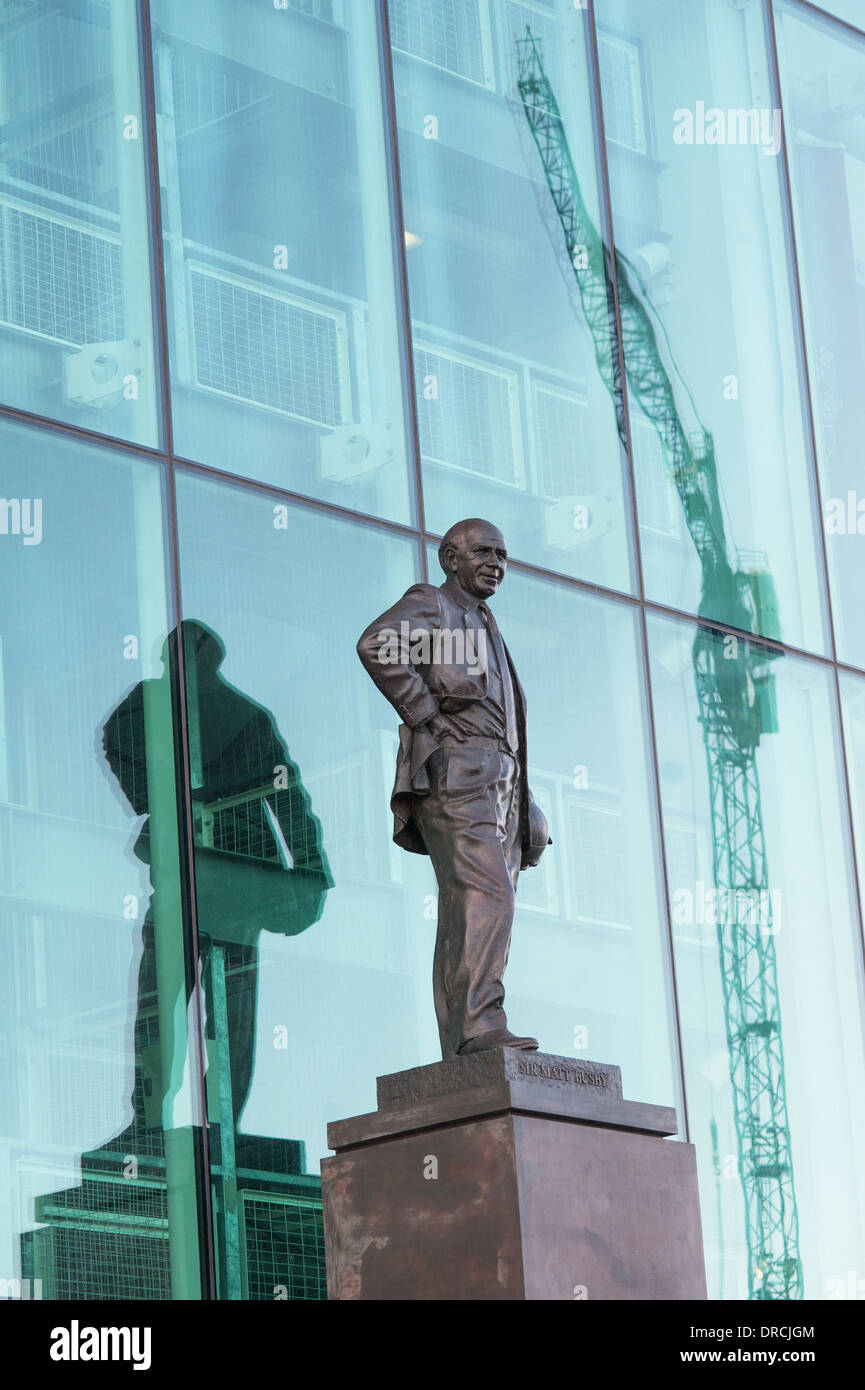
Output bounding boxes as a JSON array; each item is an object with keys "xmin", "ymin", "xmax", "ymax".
[
  {"xmin": 664, "ymin": 823, "xmax": 709, "ymax": 930},
  {"xmin": 29, "ymin": 1043, "xmax": 131, "ymax": 1148},
  {"xmin": 506, "ymin": 2, "xmax": 560, "ymax": 102},
  {"xmin": 208, "ymin": 786, "xmax": 323, "ymax": 865},
  {"xmin": 192, "ymin": 691, "xmax": 328, "ymax": 873},
  {"xmin": 414, "ymin": 344, "xmax": 521, "ymax": 484},
  {"xmin": 389, "ymin": 0, "xmax": 489, "ymax": 85},
  {"xmin": 302, "ymin": 759, "xmax": 367, "ymax": 878},
  {"xmin": 633, "ymin": 415, "xmax": 681, "ymax": 537},
  {"xmin": 170, "ymin": 47, "xmax": 269, "ymax": 138},
  {"xmin": 566, "ymin": 801, "xmax": 627, "ymax": 924},
  {"xmin": 5, "ymin": 115, "xmax": 110, "ymax": 205},
  {"xmin": 534, "ymin": 383, "xmax": 591, "ymax": 497},
  {"xmin": 36, "ymin": 1226, "xmax": 170, "ymax": 1301},
  {"xmin": 189, "ymin": 267, "xmax": 347, "ymax": 426},
  {"xmin": 100, "ymin": 690, "xmax": 149, "ymax": 818},
  {"xmin": 0, "ymin": 9, "xmax": 109, "ymax": 117},
  {"xmin": 597, "ymin": 31, "xmax": 647, "ymax": 154},
  {"xmin": 209, "ymin": 792, "xmax": 282, "ymax": 861},
  {"xmin": 513, "ymin": 777, "xmax": 556, "ymax": 913},
  {"xmin": 0, "ymin": 203, "xmax": 123, "ymax": 345},
  {"xmin": 242, "ymin": 1192, "xmax": 326, "ymax": 1300},
  {"xmin": 0, "ymin": 1, "xmax": 41, "ymax": 18},
  {"xmin": 284, "ymin": 0, "xmax": 336, "ymax": 17},
  {"xmin": 34, "ymin": 1178, "xmax": 170, "ymax": 1300}
]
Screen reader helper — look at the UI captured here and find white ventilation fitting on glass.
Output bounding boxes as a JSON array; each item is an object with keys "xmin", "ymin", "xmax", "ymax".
[
  {"xmin": 319, "ymin": 421, "xmax": 398, "ymax": 484},
  {"xmin": 389, "ymin": 0, "xmax": 495, "ymax": 88},
  {"xmin": 414, "ymin": 340, "xmax": 525, "ymax": 487},
  {"xmin": 63, "ymin": 340, "xmax": 147, "ymax": 410},
  {"xmin": 188, "ymin": 262, "xmax": 352, "ymax": 428}
]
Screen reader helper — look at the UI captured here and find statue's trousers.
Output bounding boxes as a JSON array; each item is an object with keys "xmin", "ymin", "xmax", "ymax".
[{"xmin": 414, "ymin": 736, "xmax": 522, "ymax": 1057}]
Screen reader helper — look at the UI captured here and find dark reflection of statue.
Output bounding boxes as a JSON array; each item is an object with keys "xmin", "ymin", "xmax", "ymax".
[{"xmin": 102, "ymin": 619, "xmax": 332, "ymax": 1152}]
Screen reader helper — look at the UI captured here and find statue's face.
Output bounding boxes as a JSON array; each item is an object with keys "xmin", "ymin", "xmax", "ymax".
[{"xmin": 446, "ymin": 523, "xmax": 508, "ymax": 600}]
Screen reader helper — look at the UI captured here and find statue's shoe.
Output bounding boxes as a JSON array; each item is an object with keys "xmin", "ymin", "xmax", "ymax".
[{"xmin": 458, "ymin": 1029, "xmax": 539, "ymax": 1055}]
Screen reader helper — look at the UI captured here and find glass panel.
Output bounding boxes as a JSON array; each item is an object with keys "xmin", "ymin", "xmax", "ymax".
[
  {"xmin": 807, "ymin": 1, "xmax": 865, "ymax": 34},
  {"xmin": 0, "ymin": 418, "xmax": 204, "ymax": 1300},
  {"xmin": 0, "ymin": 0, "xmax": 158, "ymax": 447},
  {"xmin": 648, "ymin": 611, "xmax": 865, "ymax": 1300},
  {"xmin": 151, "ymin": 0, "xmax": 414, "ymax": 524},
  {"xmin": 840, "ymin": 669, "xmax": 865, "ymax": 945},
  {"xmin": 174, "ymin": 469, "xmax": 679, "ymax": 1299},
  {"xmin": 389, "ymin": 0, "xmax": 635, "ymax": 591},
  {"xmin": 174, "ymin": 472, "xmax": 420, "ymax": 1299},
  {"xmin": 597, "ymin": 0, "xmax": 828, "ymax": 654},
  {"xmin": 776, "ymin": 2, "xmax": 865, "ymax": 670}
]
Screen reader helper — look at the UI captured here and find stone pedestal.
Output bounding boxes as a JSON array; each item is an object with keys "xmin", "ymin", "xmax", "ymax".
[{"xmin": 320, "ymin": 1049, "xmax": 707, "ymax": 1301}]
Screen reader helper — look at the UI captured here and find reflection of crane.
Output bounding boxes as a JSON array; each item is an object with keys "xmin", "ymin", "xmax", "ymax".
[{"xmin": 516, "ymin": 31, "xmax": 802, "ymax": 1299}]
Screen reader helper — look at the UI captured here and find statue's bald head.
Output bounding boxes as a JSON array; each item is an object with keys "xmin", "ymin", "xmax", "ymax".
[{"xmin": 438, "ymin": 518, "xmax": 508, "ymax": 601}]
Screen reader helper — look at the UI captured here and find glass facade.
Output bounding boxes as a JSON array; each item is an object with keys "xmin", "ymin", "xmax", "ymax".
[
  {"xmin": 2, "ymin": 0, "xmax": 865, "ymax": 1303},
  {"xmin": 775, "ymin": 0, "xmax": 865, "ymax": 668},
  {"xmin": 0, "ymin": 2, "xmax": 158, "ymax": 445},
  {"xmin": 150, "ymin": 0, "xmax": 415, "ymax": 522},
  {"xmin": 598, "ymin": 0, "xmax": 827, "ymax": 654}
]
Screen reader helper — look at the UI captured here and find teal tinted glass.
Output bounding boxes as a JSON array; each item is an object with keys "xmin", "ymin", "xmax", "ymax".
[
  {"xmin": 0, "ymin": 0, "xmax": 158, "ymax": 447},
  {"xmin": 389, "ymin": 0, "xmax": 635, "ymax": 591},
  {"xmin": 0, "ymin": 420, "xmax": 204, "ymax": 1299},
  {"xmin": 648, "ymin": 612, "xmax": 865, "ymax": 1300},
  {"xmin": 840, "ymin": 670, "xmax": 865, "ymax": 949},
  {"xmin": 174, "ymin": 473, "xmax": 420, "ymax": 1298},
  {"xmin": 776, "ymin": 2, "xmax": 865, "ymax": 669},
  {"xmin": 174, "ymin": 469, "xmax": 679, "ymax": 1298},
  {"xmin": 151, "ymin": 0, "xmax": 414, "ymax": 524},
  {"xmin": 808, "ymin": 1, "xmax": 865, "ymax": 31},
  {"xmin": 597, "ymin": 0, "xmax": 828, "ymax": 654}
]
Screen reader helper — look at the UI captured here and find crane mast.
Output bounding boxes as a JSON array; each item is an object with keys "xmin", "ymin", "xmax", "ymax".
[{"xmin": 516, "ymin": 30, "xmax": 802, "ymax": 1299}]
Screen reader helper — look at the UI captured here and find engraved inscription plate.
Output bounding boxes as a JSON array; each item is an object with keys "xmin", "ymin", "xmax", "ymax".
[
  {"xmin": 514, "ymin": 1058, "xmax": 609, "ymax": 1088},
  {"xmin": 377, "ymin": 1048, "xmax": 623, "ymax": 1111}
]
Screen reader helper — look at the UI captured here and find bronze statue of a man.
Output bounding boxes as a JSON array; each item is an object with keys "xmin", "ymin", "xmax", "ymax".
[{"xmin": 357, "ymin": 518, "xmax": 551, "ymax": 1059}]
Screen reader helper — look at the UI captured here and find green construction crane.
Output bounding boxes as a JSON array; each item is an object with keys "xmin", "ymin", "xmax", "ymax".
[{"xmin": 516, "ymin": 29, "xmax": 802, "ymax": 1299}]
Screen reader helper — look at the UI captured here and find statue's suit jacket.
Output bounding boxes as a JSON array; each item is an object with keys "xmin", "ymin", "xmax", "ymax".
[{"xmin": 357, "ymin": 580, "xmax": 546, "ymax": 865}]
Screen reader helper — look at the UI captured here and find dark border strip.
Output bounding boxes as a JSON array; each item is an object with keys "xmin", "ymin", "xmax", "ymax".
[
  {"xmin": 378, "ymin": 0, "xmax": 428, "ymax": 579},
  {"xmin": 139, "ymin": 0, "xmax": 217, "ymax": 1302}
]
